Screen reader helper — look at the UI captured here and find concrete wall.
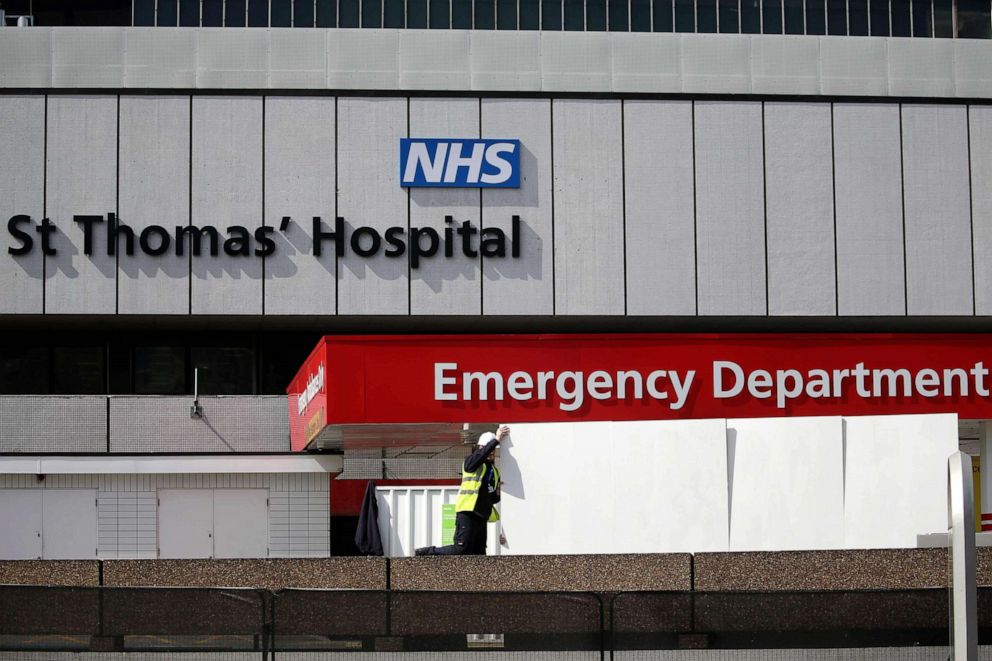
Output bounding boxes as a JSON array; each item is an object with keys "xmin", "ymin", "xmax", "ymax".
[
  {"xmin": 0, "ymin": 95, "xmax": 987, "ymax": 319},
  {"xmin": 499, "ymin": 414, "xmax": 958, "ymax": 554}
]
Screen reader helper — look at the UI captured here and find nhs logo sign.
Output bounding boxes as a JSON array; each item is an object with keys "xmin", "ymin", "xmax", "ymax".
[{"xmin": 400, "ymin": 139, "xmax": 521, "ymax": 188}]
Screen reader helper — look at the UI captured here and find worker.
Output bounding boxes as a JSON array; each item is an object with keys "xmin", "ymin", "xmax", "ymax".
[{"xmin": 415, "ymin": 425, "xmax": 509, "ymax": 556}]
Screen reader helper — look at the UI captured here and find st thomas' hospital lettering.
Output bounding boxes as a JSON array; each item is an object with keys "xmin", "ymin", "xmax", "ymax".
[{"xmin": 4, "ymin": 137, "xmax": 526, "ymax": 267}]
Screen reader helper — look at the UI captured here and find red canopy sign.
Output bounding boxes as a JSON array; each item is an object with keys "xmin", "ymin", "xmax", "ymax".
[{"xmin": 287, "ymin": 333, "xmax": 992, "ymax": 451}]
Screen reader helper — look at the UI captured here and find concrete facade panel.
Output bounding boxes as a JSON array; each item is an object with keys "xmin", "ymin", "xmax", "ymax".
[
  {"xmin": 123, "ymin": 29, "xmax": 197, "ymax": 88},
  {"xmin": 0, "ymin": 396, "xmax": 106, "ymax": 453},
  {"xmin": 264, "ymin": 97, "xmax": 336, "ymax": 315},
  {"xmin": 336, "ymin": 97, "xmax": 409, "ymax": 315},
  {"xmin": 971, "ymin": 106, "xmax": 992, "ymax": 314},
  {"xmin": 481, "ymin": 98, "xmax": 554, "ymax": 315},
  {"xmin": 190, "ymin": 96, "xmax": 263, "ymax": 315},
  {"xmin": 45, "ymin": 95, "xmax": 118, "ymax": 315},
  {"xmin": 833, "ymin": 103, "xmax": 905, "ymax": 316},
  {"xmin": 409, "ymin": 98, "xmax": 481, "ymax": 316},
  {"xmin": 901, "ymin": 105, "xmax": 973, "ymax": 315},
  {"xmin": 694, "ymin": 101, "xmax": 766, "ymax": 316},
  {"xmin": 552, "ymin": 100, "xmax": 625, "ymax": 315},
  {"xmin": 623, "ymin": 100, "xmax": 695, "ymax": 316},
  {"xmin": 764, "ymin": 102, "xmax": 836, "ymax": 316},
  {"xmin": 118, "ymin": 96, "xmax": 191, "ymax": 315},
  {"xmin": 0, "ymin": 96, "xmax": 45, "ymax": 314}
]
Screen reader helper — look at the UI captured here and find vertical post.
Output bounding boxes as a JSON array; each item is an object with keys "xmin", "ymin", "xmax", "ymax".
[
  {"xmin": 948, "ymin": 451, "xmax": 978, "ymax": 661},
  {"xmin": 979, "ymin": 422, "xmax": 992, "ymax": 530}
]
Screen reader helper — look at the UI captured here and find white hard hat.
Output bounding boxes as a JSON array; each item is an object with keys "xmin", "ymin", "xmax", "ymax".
[{"xmin": 477, "ymin": 431, "xmax": 497, "ymax": 446}]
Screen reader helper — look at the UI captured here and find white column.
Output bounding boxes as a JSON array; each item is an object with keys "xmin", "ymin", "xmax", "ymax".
[{"xmin": 979, "ymin": 421, "xmax": 992, "ymax": 531}]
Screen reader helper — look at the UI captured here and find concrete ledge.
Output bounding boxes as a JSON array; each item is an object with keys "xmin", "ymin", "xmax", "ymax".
[
  {"xmin": 694, "ymin": 549, "xmax": 960, "ymax": 591},
  {"xmin": 391, "ymin": 554, "xmax": 693, "ymax": 592},
  {"xmin": 102, "ymin": 558, "xmax": 387, "ymax": 589},
  {"xmin": 0, "ymin": 560, "xmax": 100, "ymax": 586}
]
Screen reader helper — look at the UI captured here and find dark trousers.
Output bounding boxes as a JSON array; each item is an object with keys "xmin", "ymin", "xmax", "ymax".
[{"xmin": 420, "ymin": 511, "xmax": 488, "ymax": 555}]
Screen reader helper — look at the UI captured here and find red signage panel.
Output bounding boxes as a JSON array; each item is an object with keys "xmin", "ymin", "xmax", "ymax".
[{"xmin": 287, "ymin": 334, "xmax": 992, "ymax": 450}]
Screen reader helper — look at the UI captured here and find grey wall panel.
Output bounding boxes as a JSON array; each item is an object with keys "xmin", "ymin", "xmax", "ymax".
[
  {"xmin": 623, "ymin": 100, "xmax": 695, "ymax": 316},
  {"xmin": 264, "ymin": 97, "xmax": 336, "ymax": 315},
  {"xmin": 336, "ymin": 97, "xmax": 409, "ymax": 315},
  {"xmin": 409, "ymin": 98, "xmax": 481, "ymax": 316},
  {"xmin": 118, "ymin": 96, "xmax": 190, "ymax": 315},
  {"xmin": 971, "ymin": 106, "xmax": 992, "ymax": 314},
  {"xmin": 833, "ymin": 104, "xmax": 905, "ymax": 316},
  {"xmin": 45, "ymin": 95, "xmax": 118, "ymax": 315},
  {"xmin": 109, "ymin": 396, "xmax": 288, "ymax": 452},
  {"xmin": 694, "ymin": 101, "xmax": 766, "ymax": 316},
  {"xmin": 481, "ymin": 99, "xmax": 553, "ymax": 315},
  {"xmin": 552, "ymin": 100, "xmax": 625, "ymax": 315},
  {"xmin": 0, "ymin": 396, "xmax": 106, "ymax": 453},
  {"xmin": 190, "ymin": 97, "xmax": 263, "ymax": 315},
  {"xmin": 764, "ymin": 102, "xmax": 836, "ymax": 316},
  {"xmin": 0, "ymin": 96, "xmax": 45, "ymax": 314},
  {"xmin": 902, "ymin": 105, "xmax": 973, "ymax": 316}
]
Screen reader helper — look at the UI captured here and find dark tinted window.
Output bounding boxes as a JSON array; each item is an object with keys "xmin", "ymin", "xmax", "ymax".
[
  {"xmin": 808, "ymin": 0, "xmax": 827, "ymax": 33},
  {"xmin": 272, "ymin": 0, "xmax": 293, "ymax": 25},
  {"xmin": 655, "ymin": 0, "xmax": 674, "ymax": 30},
  {"xmin": 763, "ymin": 0, "xmax": 784, "ymax": 31},
  {"xmin": 497, "ymin": 0, "xmax": 517, "ymax": 27},
  {"xmin": 631, "ymin": 0, "xmax": 652, "ymax": 30},
  {"xmin": 520, "ymin": 0, "xmax": 540, "ymax": 26},
  {"xmin": 248, "ymin": 0, "xmax": 269, "ymax": 25},
  {"xmin": 564, "ymin": 0, "xmax": 584, "ymax": 27},
  {"xmin": 408, "ymin": 0, "xmax": 428, "ymax": 27},
  {"xmin": 869, "ymin": 0, "xmax": 889, "ymax": 33},
  {"xmin": 849, "ymin": 0, "xmax": 869, "ymax": 33},
  {"xmin": 675, "ymin": 0, "xmax": 695, "ymax": 29},
  {"xmin": 696, "ymin": 0, "xmax": 717, "ymax": 30},
  {"xmin": 202, "ymin": 0, "xmax": 224, "ymax": 25},
  {"xmin": 192, "ymin": 347, "xmax": 254, "ymax": 396},
  {"xmin": 932, "ymin": 0, "xmax": 952, "ymax": 34},
  {"xmin": 430, "ymin": 0, "xmax": 450, "ymax": 26},
  {"xmin": 180, "ymin": 0, "xmax": 200, "ymax": 25},
  {"xmin": 134, "ymin": 347, "xmax": 185, "ymax": 395},
  {"xmin": 891, "ymin": 0, "xmax": 911, "ymax": 34},
  {"xmin": 157, "ymin": 0, "xmax": 178, "ymax": 25},
  {"xmin": 316, "ymin": 0, "xmax": 337, "ymax": 25},
  {"xmin": 719, "ymin": 0, "xmax": 738, "ymax": 31},
  {"xmin": 295, "ymin": 0, "xmax": 316, "ymax": 25},
  {"xmin": 543, "ymin": 0, "xmax": 564, "ymax": 28},
  {"xmin": 340, "ymin": 0, "xmax": 360, "ymax": 26},
  {"xmin": 609, "ymin": 0, "xmax": 629, "ymax": 29},
  {"xmin": 784, "ymin": 0, "xmax": 804, "ymax": 32},
  {"xmin": 958, "ymin": 0, "xmax": 991, "ymax": 37},
  {"xmin": 53, "ymin": 347, "xmax": 104, "ymax": 395},
  {"xmin": 453, "ymin": 0, "xmax": 473, "ymax": 27},
  {"xmin": 134, "ymin": 0, "xmax": 155, "ymax": 25},
  {"xmin": 741, "ymin": 0, "xmax": 760, "ymax": 31},
  {"xmin": 587, "ymin": 0, "xmax": 607, "ymax": 28},
  {"xmin": 226, "ymin": 0, "xmax": 247, "ymax": 25},
  {"xmin": 366, "ymin": 0, "xmax": 385, "ymax": 26},
  {"xmin": 912, "ymin": 0, "xmax": 932, "ymax": 34},
  {"xmin": 0, "ymin": 346, "xmax": 48, "ymax": 394}
]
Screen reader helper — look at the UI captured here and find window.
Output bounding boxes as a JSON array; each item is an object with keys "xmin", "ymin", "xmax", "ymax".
[
  {"xmin": 247, "ymin": 0, "xmax": 269, "ymax": 25},
  {"xmin": 408, "ymin": 0, "xmax": 429, "ymax": 27},
  {"xmin": 0, "ymin": 346, "xmax": 48, "ymax": 394},
  {"xmin": 340, "ymin": 0, "xmax": 361, "ymax": 27},
  {"xmin": 226, "ymin": 0, "xmax": 248, "ymax": 25},
  {"xmin": 53, "ymin": 346, "xmax": 105, "ymax": 395},
  {"xmin": 675, "ymin": 0, "xmax": 695, "ymax": 30},
  {"xmin": 719, "ymin": 0, "xmax": 739, "ymax": 31},
  {"xmin": 763, "ymin": 0, "xmax": 784, "ymax": 32},
  {"xmin": 453, "ymin": 0, "xmax": 474, "ymax": 27},
  {"xmin": 157, "ymin": 0, "xmax": 179, "ymax": 25},
  {"xmin": 609, "ymin": 0, "xmax": 629, "ymax": 29},
  {"xmin": 784, "ymin": 0, "xmax": 804, "ymax": 32},
  {"xmin": 202, "ymin": 0, "xmax": 224, "ymax": 25},
  {"xmin": 543, "ymin": 0, "xmax": 564, "ymax": 28},
  {"xmin": 180, "ymin": 0, "xmax": 200, "ymax": 25},
  {"xmin": 869, "ymin": 0, "xmax": 889, "ymax": 34},
  {"xmin": 498, "ymin": 0, "xmax": 518, "ymax": 27},
  {"xmin": 564, "ymin": 0, "xmax": 584, "ymax": 27},
  {"xmin": 476, "ymin": 0, "xmax": 497, "ymax": 26},
  {"xmin": 134, "ymin": 0, "xmax": 155, "ymax": 25},
  {"xmin": 912, "ymin": 0, "xmax": 932, "ymax": 35},
  {"xmin": 192, "ymin": 347, "xmax": 253, "ymax": 396},
  {"xmin": 654, "ymin": 0, "xmax": 675, "ymax": 30},
  {"xmin": 958, "ymin": 0, "xmax": 991, "ymax": 37},
  {"xmin": 431, "ymin": 0, "xmax": 451, "ymax": 27},
  {"xmin": 295, "ymin": 0, "xmax": 316, "ymax": 25},
  {"xmin": 134, "ymin": 347, "xmax": 186, "ymax": 395},
  {"xmin": 521, "ymin": 0, "xmax": 541, "ymax": 28},
  {"xmin": 808, "ymin": 0, "xmax": 827, "ymax": 34},
  {"xmin": 631, "ymin": 0, "xmax": 652, "ymax": 30},
  {"xmin": 741, "ymin": 0, "xmax": 760, "ymax": 31},
  {"xmin": 849, "ymin": 0, "xmax": 869, "ymax": 34},
  {"xmin": 272, "ymin": 0, "xmax": 293, "ymax": 25},
  {"xmin": 697, "ymin": 0, "xmax": 717, "ymax": 30},
  {"xmin": 891, "ymin": 0, "xmax": 911, "ymax": 35},
  {"xmin": 365, "ymin": 0, "xmax": 385, "ymax": 26}
]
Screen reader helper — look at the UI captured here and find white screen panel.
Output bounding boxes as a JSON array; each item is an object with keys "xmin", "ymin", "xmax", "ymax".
[
  {"xmin": 0, "ymin": 96, "xmax": 44, "ymax": 314},
  {"xmin": 834, "ymin": 103, "xmax": 905, "ymax": 316},
  {"xmin": 42, "ymin": 489, "xmax": 97, "ymax": 559},
  {"xmin": 409, "ymin": 98, "xmax": 481, "ymax": 316},
  {"xmin": 552, "ymin": 100, "xmax": 624, "ymax": 315},
  {"xmin": 764, "ymin": 102, "xmax": 836, "ymax": 316},
  {"xmin": 337, "ymin": 97, "xmax": 409, "ymax": 315},
  {"xmin": 0, "ymin": 490, "xmax": 42, "ymax": 560},
  {"xmin": 118, "ymin": 96, "xmax": 190, "ymax": 315},
  {"xmin": 902, "ymin": 105, "xmax": 973, "ymax": 315},
  {"xmin": 728, "ymin": 417, "xmax": 844, "ymax": 551},
  {"xmin": 213, "ymin": 489, "xmax": 268, "ymax": 558},
  {"xmin": 46, "ymin": 96, "xmax": 118, "ymax": 315},
  {"xmin": 191, "ymin": 96, "xmax": 263, "ymax": 315},
  {"xmin": 264, "ymin": 97, "xmax": 336, "ymax": 315},
  {"xmin": 974, "ymin": 106, "xmax": 992, "ymax": 315},
  {"xmin": 158, "ymin": 489, "xmax": 213, "ymax": 559},
  {"xmin": 481, "ymin": 99, "xmax": 554, "ymax": 316},
  {"xmin": 623, "ymin": 100, "xmax": 695, "ymax": 315},
  {"xmin": 694, "ymin": 101, "xmax": 766, "ymax": 316}
]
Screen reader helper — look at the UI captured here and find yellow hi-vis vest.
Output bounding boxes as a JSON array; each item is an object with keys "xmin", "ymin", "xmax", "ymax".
[{"xmin": 455, "ymin": 463, "xmax": 500, "ymax": 522}]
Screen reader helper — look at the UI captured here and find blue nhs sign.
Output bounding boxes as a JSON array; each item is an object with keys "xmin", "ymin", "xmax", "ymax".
[{"xmin": 400, "ymin": 138, "xmax": 521, "ymax": 188}]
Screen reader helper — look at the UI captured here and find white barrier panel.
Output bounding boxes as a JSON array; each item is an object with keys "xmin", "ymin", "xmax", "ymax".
[{"xmin": 375, "ymin": 485, "xmax": 500, "ymax": 557}]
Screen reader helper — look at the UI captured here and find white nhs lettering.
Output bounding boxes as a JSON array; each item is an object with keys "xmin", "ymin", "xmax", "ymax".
[{"xmin": 400, "ymin": 139, "xmax": 520, "ymax": 188}]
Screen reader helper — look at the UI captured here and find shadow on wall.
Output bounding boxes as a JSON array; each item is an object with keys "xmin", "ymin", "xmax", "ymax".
[{"xmin": 499, "ymin": 431, "xmax": 526, "ymax": 500}]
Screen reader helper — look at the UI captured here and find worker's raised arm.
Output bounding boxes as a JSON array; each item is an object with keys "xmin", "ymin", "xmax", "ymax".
[{"xmin": 464, "ymin": 437, "xmax": 499, "ymax": 472}]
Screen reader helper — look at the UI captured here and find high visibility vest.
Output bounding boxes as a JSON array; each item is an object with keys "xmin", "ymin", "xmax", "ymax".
[{"xmin": 455, "ymin": 462, "xmax": 500, "ymax": 522}]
